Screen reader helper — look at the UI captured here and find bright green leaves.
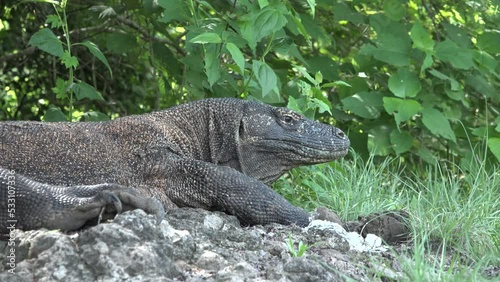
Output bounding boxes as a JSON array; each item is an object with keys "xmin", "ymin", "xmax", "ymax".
[
  {"xmin": 435, "ymin": 40, "xmax": 474, "ymax": 70},
  {"xmin": 45, "ymin": 14, "xmax": 63, "ymax": 29},
  {"xmin": 388, "ymin": 69, "xmax": 421, "ymax": 98},
  {"xmin": 27, "ymin": 6, "xmax": 112, "ymax": 122},
  {"xmin": 52, "ymin": 78, "xmax": 70, "ymax": 100},
  {"xmin": 28, "ymin": 28, "xmax": 64, "ymax": 57},
  {"xmin": 422, "ymin": 108, "xmax": 456, "ymax": 142},
  {"xmin": 252, "ymin": 60, "xmax": 277, "ymax": 97},
  {"xmin": 61, "ymin": 51, "xmax": 78, "ymax": 69},
  {"xmin": 383, "ymin": 97, "xmax": 422, "ymax": 126}
]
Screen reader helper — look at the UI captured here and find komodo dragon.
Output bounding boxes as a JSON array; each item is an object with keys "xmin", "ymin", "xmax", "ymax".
[
  {"xmin": 0, "ymin": 98, "xmax": 350, "ymax": 233},
  {"xmin": 0, "ymin": 98, "xmax": 410, "ymax": 243}
]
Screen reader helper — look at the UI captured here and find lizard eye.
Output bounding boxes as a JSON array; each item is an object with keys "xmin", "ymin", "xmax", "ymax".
[{"xmin": 283, "ymin": 115, "xmax": 294, "ymax": 124}]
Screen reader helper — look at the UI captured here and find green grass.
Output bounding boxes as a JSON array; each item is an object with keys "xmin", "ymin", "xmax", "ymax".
[{"xmin": 273, "ymin": 152, "xmax": 499, "ymax": 281}]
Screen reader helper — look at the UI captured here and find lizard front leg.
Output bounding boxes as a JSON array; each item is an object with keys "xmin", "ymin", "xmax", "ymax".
[
  {"xmin": 0, "ymin": 168, "xmax": 164, "ymax": 233},
  {"xmin": 162, "ymin": 157, "xmax": 310, "ymax": 226}
]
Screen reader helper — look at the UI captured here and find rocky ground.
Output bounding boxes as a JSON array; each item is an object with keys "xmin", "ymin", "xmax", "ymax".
[{"xmin": 0, "ymin": 208, "xmax": 495, "ymax": 281}]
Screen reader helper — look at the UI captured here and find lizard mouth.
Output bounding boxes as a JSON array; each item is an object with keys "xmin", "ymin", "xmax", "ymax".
[{"xmin": 256, "ymin": 138, "xmax": 350, "ymax": 162}]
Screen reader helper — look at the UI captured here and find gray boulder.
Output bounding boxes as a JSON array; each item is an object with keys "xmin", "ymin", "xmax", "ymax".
[{"xmin": 1, "ymin": 208, "xmax": 403, "ymax": 281}]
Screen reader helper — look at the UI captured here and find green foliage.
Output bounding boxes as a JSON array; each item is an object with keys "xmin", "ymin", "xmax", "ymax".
[
  {"xmin": 286, "ymin": 234, "xmax": 310, "ymax": 257},
  {"xmin": 21, "ymin": 1, "xmax": 110, "ymax": 121},
  {"xmin": 0, "ymin": 0, "xmax": 499, "ymax": 167},
  {"xmin": 274, "ymin": 151, "xmax": 499, "ymax": 278}
]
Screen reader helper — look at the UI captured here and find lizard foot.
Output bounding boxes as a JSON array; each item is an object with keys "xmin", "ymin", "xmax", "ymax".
[{"xmin": 73, "ymin": 184, "xmax": 166, "ymax": 227}]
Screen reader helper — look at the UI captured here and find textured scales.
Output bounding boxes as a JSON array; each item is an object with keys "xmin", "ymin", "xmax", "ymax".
[{"xmin": 0, "ymin": 98, "xmax": 349, "ymax": 232}]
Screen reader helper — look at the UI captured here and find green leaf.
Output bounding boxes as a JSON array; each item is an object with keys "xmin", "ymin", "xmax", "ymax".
[
  {"xmin": 226, "ymin": 43, "xmax": 245, "ymax": 75},
  {"xmin": 477, "ymin": 32, "xmax": 500, "ymax": 54},
  {"xmin": 390, "ymin": 130, "xmax": 413, "ymax": 154},
  {"xmin": 472, "ymin": 50, "xmax": 498, "ymax": 74},
  {"xmin": 287, "ymin": 12, "xmax": 311, "ymax": 45},
  {"xmin": 52, "ymin": 78, "xmax": 69, "ymax": 100},
  {"xmin": 363, "ymin": 33, "xmax": 411, "ymax": 66},
  {"xmin": 258, "ymin": 0, "xmax": 270, "ymax": 8},
  {"xmin": 421, "ymin": 52, "xmax": 433, "ymax": 73},
  {"xmin": 253, "ymin": 5, "xmax": 288, "ymax": 44},
  {"xmin": 341, "ymin": 91, "xmax": 384, "ymax": 119},
  {"xmin": 271, "ymin": 36, "xmax": 294, "ymax": 54},
  {"xmin": 368, "ymin": 124, "xmax": 392, "ymax": 156},
  {"xmin": 421, "ymin": 107, "xmax": 456, "ymax": 142},
  {"xmin": 287, "ymin": 96, "xmax": 302, "ymax": 114},
  {"xmin": 43, "ymin": 107, "xmax": 67, "ymax": 122},
  {"xmin": 252, "ymin": 60, "xmax": 277, "ymax": 97},
  {"xmin": 28, "ymin": 28, "xmax": 64, "ymax": 58},
  {"xmin": 190, "ymin": 33, "xmax": 222, "ymax": 44},
  {"xmin": 417, "ymin": 147, "xmax": 437, "ymax": 165},
  {"xmin": 78, "ymin": 41, "xmax": 113, "ymax": 77},
  {"xmin": 314, "ymin": 72, "xmax": 323, "ymax": 84},
  {"xmin": 157, "ymin": 0, "xmax": 190, "ymax": 23},
  {"xmin": 465, "ymin": 75, "xmax": 497, "ymax": 100},
  {"xmin": 410, "ymin": 22, "xmax": 434, "ymax": 52},
  {"xmin": 306, "ymin": 56, "xmax": 339, "ymax": 81},
  {"xmin": 71, "ymin": 81, "xmax": 104, "ymax": 101},
  {"xmin": 293, "ymin": 64, "xmax": 317, "ymax": 86},
  {"xmin": 388, "ymin": 68, "xmax": 421, "ymax": 98},
  {"xmin": 321, "ymin": 81, "xmax": 351, "ymax": 88},
  {"xmin": 428, "ymin": 69, "xmax": 460, "ymax": 91},
  {"xmin": 311, "ymin": 98, "xmax": 331, "ymax": 115},
  {"xmin": 435, "ymin": 40, "xmax": 473, "ymax": 70},
  {"xmin": 45, "ymin": 14, "xmax": 63, "ymax": 29},
  {"xmin": 333, "ymin": 2, "xmax": 364, "ymax": 24},
  {"xmin": 488, "ymin": 138, "xmax": 500, "ymax": 162},
  {"xmin": 307, "ymin": 0, "xmax": 316, "ymax": 18},
  {"xmin": 61, "ymin": 51, "xmax": 78, "ymax": 69},
  {"xmin": 106, "ymin": 33, "xmax": 138, "ymax": 53},
  {"xmin": 152, "ymin": 42, "xmax": 183, "ymax": 81},
  {"xmin": 204, "ymin": 45, "xmax": 221, "ymax": 87},
  {"xmin": 83, "ymin": 111, "xmax": 110, "ymax": 121},
  {"xmin": 442, "ymin": 23, "xmax": 471, "ymax": 48},
  {"xmin": 383, "ymin": 97, "xmax": 422, "ymax": 126},
  {"xmin": 383, "ymin": 0, "xmax": 405, "ymax": 21}
]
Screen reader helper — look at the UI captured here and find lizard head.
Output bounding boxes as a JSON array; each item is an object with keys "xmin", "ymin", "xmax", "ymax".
[{"xmin": 237, "ymin": 101, "xmax": 350, "ymax": 184}]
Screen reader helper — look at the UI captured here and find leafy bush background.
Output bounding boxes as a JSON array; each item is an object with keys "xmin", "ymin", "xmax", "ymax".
[{"xmin": 0, "ymin": 0, "xmax": 499, "ymax": 169}]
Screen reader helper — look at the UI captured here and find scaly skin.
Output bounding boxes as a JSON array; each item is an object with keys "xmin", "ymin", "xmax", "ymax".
[{"xmin": 0, "ymin": 98, "xmax": 349, "ymax": 232}]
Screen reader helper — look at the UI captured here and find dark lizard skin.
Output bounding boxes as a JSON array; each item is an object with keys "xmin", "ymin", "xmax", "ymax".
[{"xmin": 0, "ymin": 98, "xmax": 349, "ymax": 232}]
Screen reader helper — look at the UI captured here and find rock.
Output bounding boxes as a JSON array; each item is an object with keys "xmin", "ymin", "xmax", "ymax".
[
  {"xmin": 356, "ymin": 210, "xmax": 411, "ymax": 245},
  {"xmin": 0, "ymin": 208, "xmax": 406, "ymax": 281}
]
